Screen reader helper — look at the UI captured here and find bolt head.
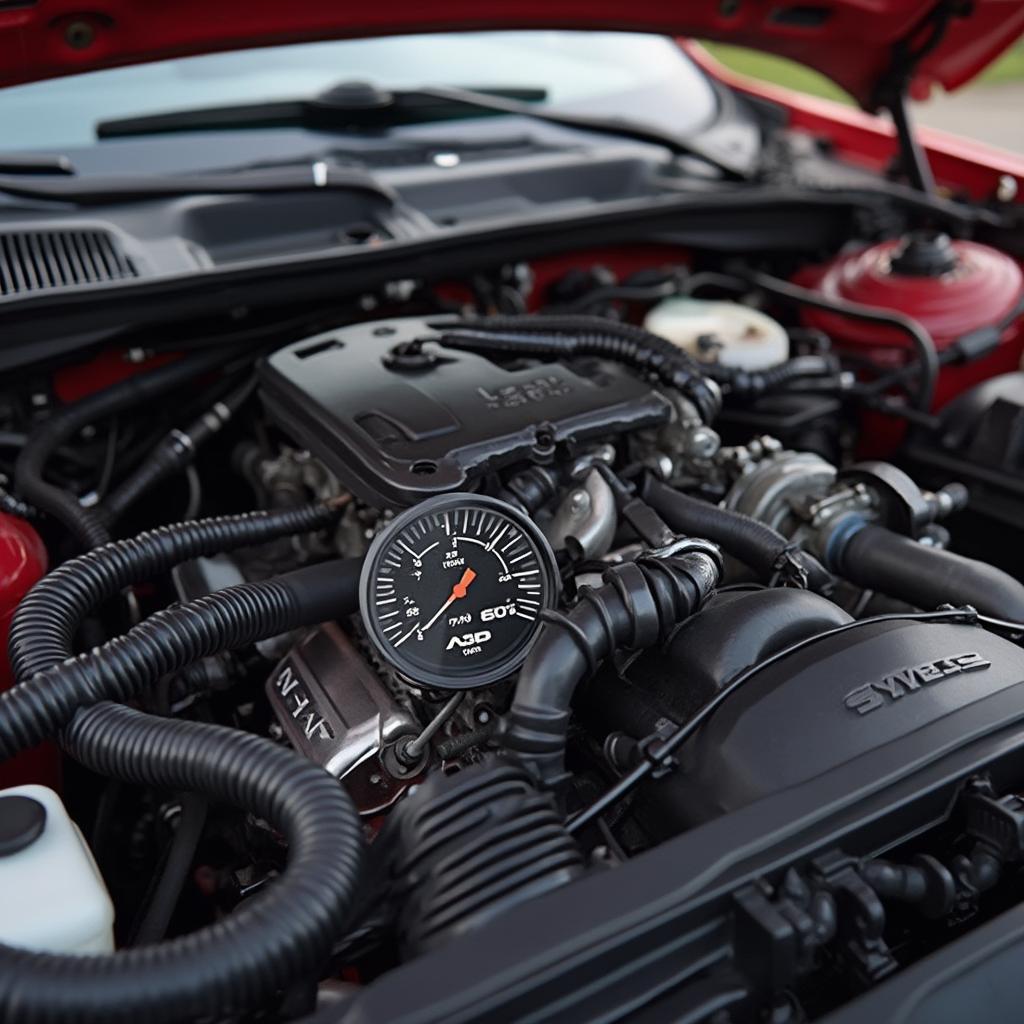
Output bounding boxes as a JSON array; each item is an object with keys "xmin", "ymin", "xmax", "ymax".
[
  {"xmin": 64, "ymin": 20, "xmax": 95, "ymax": 49},
  {"xmin": 568, "ymin": 489, "xmax": 591, "ymax": 515},
  {"xmin": 686, "ymin": 426, "xmax": 721, "ymax": 460}
]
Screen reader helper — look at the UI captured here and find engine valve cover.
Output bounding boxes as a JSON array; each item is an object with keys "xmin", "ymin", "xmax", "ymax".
[
  {"xmin": 663, "ymin": 618, "xmax": 1024, "ymax": 824},
  {"xmin": 259, "ymin": 316, "xmax": 671, "ymax": 507}
]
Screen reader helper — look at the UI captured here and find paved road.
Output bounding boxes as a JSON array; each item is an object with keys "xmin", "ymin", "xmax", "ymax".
[{"xmin": 912, "ymin": 82, "xmax": 1024, "ymax": 155}]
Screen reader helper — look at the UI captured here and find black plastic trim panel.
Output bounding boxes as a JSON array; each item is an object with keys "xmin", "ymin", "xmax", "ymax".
[{"xmin": 336, "ymin": 677, "xmax": 1024, "ymax": 1023}]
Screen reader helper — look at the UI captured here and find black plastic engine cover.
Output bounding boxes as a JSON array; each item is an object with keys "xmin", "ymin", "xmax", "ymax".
[
  {"xmin": 259, "ymin": 316, "xmax": 671, "ymax": 508},
  {"xmin": 656, "ymin": 619, "xmax": 1024, "ymax": 826}
]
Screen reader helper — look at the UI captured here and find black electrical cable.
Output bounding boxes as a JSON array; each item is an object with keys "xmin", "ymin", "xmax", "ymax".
[
  {"xmin": 0, "ymin": 555, "xmax": 363, "ymax": 762},
  {"xmin": 0, "ymin": 701, "xmax": 365, "ymax": 1024},
  {"xmin": 860, "ymin": 395, "xmax": 942, "ymax": 430},
  {"xmin": 9, "ymin": 501, "xmax": 343, "ymax": 684},
  {"xmin": 544, "ymin": 273, "xmax": 683, "ymax": 314},
  {"xmin": 684, "ymin": 268, "xmax": 939, "ymax": 411},
  {"xmin": 436, "ymin": 313, "xmax": 721, "ymax": 423},
  {"xmin": 0, "ymin": 431, "xmax": 95, "ymax": 470},
  {"xmin": 731, "ymin": 268, "xmax": 939, "ymax": 411},
  {"xmin": 641, "ymin": 475, "xmax": 831, "ymax": 591},
  {"xmin": 102, "ymin": 376, "xmax": 257, "ymax": 525},
  {"xmin": 14, "ymin": 347, "xmax": 240, "ymax": 550},
  {"xmin": 94, "ymin": 418, "xmax": 120, "ymax": 501},
  {"xmin": 857, "ymin": 292, "xmax": 1024, "ymax": 400},
  {"xmin": 567, "ymin": 607, "xmax": 1009, "ymax": 833}
]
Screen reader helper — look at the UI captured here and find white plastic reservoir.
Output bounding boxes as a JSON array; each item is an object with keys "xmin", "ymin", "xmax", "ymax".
[
  {"xmin": 644, "ymin": 298, "xmax": 789, "ymax": 372},
  {"xmin": 0, "ymin": 784, "xmax": 115, "ymax": 953}
]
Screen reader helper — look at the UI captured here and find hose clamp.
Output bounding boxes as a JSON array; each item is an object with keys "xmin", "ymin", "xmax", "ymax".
[{"xmin": 647, "ymin": 535, "xmax": 724, "ymax": 578}]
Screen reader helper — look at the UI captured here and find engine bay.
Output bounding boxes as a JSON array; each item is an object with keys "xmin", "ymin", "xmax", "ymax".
[{"xmin": 2, "ymin": 148, "xmax": 1024, "ymax": 1022}]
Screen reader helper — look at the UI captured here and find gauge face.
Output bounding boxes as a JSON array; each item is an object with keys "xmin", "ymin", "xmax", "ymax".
[{"xmin": 360, "ymin": 494, "xmax": 559, "ymax": 689}]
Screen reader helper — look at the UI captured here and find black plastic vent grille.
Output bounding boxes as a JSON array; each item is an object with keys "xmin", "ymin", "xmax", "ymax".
[{"xmin": 0, "ymin": 229, "xmax": 138, "ymax": 297}]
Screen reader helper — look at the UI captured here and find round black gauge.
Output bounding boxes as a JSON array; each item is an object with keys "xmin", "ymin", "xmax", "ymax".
[{"xmin": 360, "ymin": 494, "xmax": 559, "ymax": 689}]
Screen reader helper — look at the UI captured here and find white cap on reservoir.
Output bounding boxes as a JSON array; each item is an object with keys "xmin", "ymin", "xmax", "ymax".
[{"xmin": 643, "ymin": 298, "xmax": 789, "ymax": 373}]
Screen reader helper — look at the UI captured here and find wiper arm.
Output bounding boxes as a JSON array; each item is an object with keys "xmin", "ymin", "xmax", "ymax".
[
  {"xmin": 414, "ymin": 86, "xmax": 751, "ymax": 180},
  {"xmin": 0, "ymin": 153, "xmax": 75, "ymax": 175},
  {"xmin": 0, "ymin": 164, "xmax": 396, "ymax": 206},
  {"xmin": 96, "ymin": 81, "xmax": 752, "ymax": 180}
]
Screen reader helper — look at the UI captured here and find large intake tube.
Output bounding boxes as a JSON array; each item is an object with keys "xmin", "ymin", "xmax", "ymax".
[
  {"xmin": 504, "ymin": 550, "xmax": 720, "ymax": 786},
  {"xmin": 0, "ymin": 702, "xmax": 365, "ymax": 1024},
  {"xmin": 0, "ymin": 509, "xmax": 367, "ymax": 1023},
  {"xmin": 832, "ymin": 523, "xmax": 1024, "ymax": 621}
]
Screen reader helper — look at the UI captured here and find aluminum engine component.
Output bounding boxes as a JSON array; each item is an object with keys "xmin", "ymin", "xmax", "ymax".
[
  {"xmin": 544, "ymin": 468, "xmax": 617, "ymax": 559},
  {"xmin": 267, "ymin": 623, "xmax": 420, "ymax": 814},
  {"xmin": 722, "ymin": 447, "xmax": 836, "ymax": 534}
]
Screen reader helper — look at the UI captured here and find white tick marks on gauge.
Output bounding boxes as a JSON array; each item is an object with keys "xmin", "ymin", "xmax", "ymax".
[
  {"xmin": 361, "ymin": 496, "xmax": 558, "ymax": 688},
  {"xmin": 397, "ymin": 539, "xmax": 440, "ymax": 563}
]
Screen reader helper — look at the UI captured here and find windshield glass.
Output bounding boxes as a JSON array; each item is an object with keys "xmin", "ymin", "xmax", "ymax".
[{"xmin": 0, "ymin": 31, "xmax": 717, "ymax": 152}]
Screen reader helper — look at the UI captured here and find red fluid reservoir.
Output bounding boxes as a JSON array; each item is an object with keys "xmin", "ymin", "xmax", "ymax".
[
  {"xmin": 0, "ymin": 512, "xmax": 56, "ymax": 788},
  {"xmin": 798, "ymin": 232, "xmax": 1024, "ymax": 451}
]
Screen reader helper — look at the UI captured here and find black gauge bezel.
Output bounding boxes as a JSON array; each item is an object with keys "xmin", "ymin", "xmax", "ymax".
[{"xmin": 359, "ymin": 492, "xmax": 560, "ymax": 690}]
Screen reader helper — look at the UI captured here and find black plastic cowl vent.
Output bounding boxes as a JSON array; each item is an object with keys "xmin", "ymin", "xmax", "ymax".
[{"xmin": 0, "ymin": 228, "xmax": 138, "ymax": 297}]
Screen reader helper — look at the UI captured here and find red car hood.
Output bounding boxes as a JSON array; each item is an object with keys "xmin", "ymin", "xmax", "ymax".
[{"xmin": 1, "ymin": 0, "xmax": 1023, "ymax": 107}]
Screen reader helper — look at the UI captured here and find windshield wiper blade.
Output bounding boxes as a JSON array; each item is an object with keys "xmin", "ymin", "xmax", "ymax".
[
  {"xmin": 0, "ymin": 153, "xmax": 75, "ymax": 175},
  {"xmin": 96, "ymin": 85, "xmax": 549, "ymax": 139},
  {"xmin": 0, "ymin": 164, "xmax": 396, "ymax": 206},
  {"xmin": 96, "ymin": 81, "xmax": 752, "ymax": 180}
]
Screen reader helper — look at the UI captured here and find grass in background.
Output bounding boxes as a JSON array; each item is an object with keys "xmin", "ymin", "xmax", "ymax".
[
  {"xmin": 702, "ymin": 43, "xmax": 854, "ymax": 103},
  {"xmin": 979, "ymin": 43, "xmax": 1024, "ymax": 84},
  {"xmin": 702, "ymin": 41, "xmax": 1024, "ymax": 103}
]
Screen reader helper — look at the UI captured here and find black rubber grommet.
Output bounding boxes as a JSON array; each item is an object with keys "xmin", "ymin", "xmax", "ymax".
[{"xmin": 0, "ymin": 795, "xmax": 47, "ymax": 856}]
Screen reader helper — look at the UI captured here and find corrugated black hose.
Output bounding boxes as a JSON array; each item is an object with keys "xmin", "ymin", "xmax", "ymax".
[
  {"xmin": 0, "ymin": 522, "xmax": 365, "ymax": 1021},
  {"xmin": 0, "ymin": 701, "xmax": 365, "ymax": 1024},
  {"xmin": 437, "ymin": 313, "xmax": 721, "ymax": 423},
  {"xmin": 704, "ymin": 353, "xmax": 839, "ymax": 398},
  {"xmin": 8, "ymin": 501, "xmax": 341, "ymax": 684},
  {"xmin": 504, "ymin": 550, "xmax": 720, "ymax": 786},
  {"xmin": 0, "ymin": 555, "xmax": 362, "ymax": 761}
]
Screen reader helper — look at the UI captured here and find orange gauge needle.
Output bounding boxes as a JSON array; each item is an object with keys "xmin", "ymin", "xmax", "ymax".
[
  {"xmin": 450, "ymin": 568, "xmax": 477, "ymax": 600},
  {"xmin": 398, "ymin": 567, "xmax": 479, "ymax": 646}
]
